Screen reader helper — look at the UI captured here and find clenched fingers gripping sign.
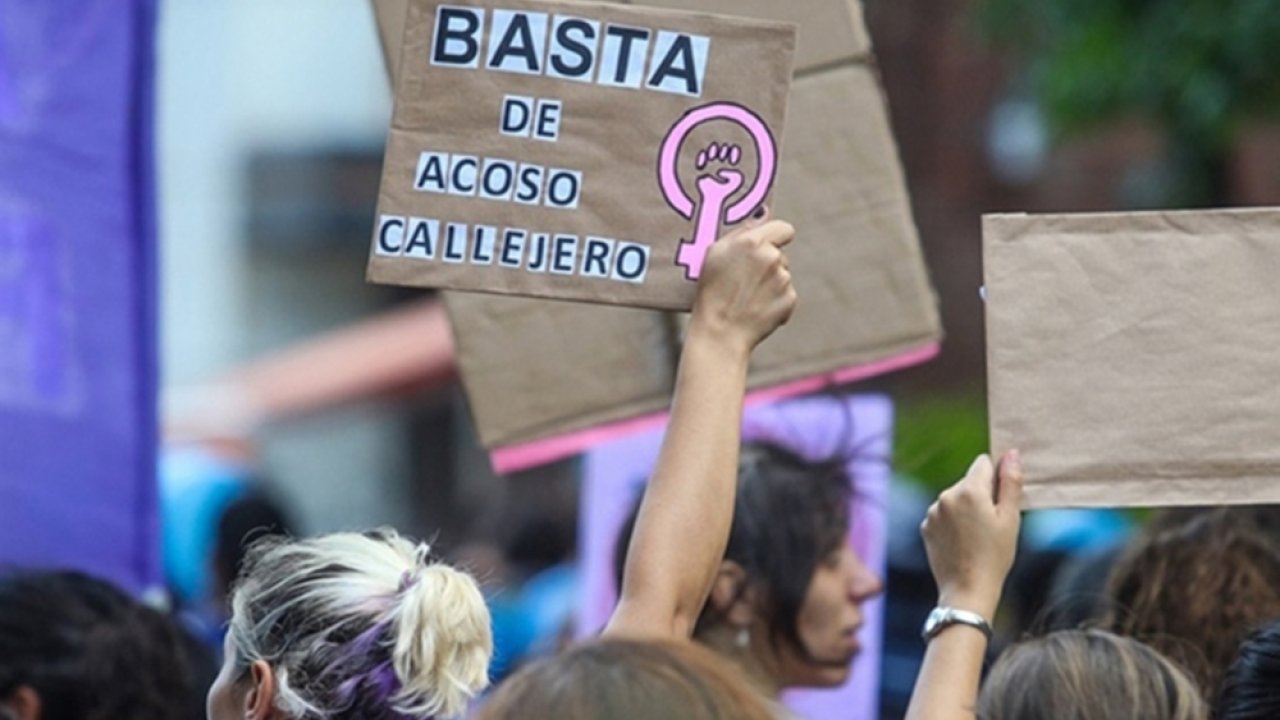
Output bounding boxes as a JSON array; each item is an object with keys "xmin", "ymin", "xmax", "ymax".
[{"xmin": 368, "ymin": 0, "xmax": 796, "ymax": 310}]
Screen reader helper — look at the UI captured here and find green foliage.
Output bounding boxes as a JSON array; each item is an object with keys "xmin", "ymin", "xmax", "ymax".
[
  {"xmin": 975, "ymin": 0, "xmax": 1280, "ymax": 204},
  {"xmin": 893, "ymin": 392, "xmax": 989, "ymax": 493}
]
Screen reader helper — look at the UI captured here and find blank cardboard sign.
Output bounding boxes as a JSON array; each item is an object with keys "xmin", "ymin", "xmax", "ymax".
[
  {"xmin": 367, "ymin": 0, "xmax": 797, "ymax": 310},
  {"xmin": 985, "ymin": 209, "xmax": 1280, "ymax": 509},
  {"xmin": 369, "ymin": 0, "xmax": 942, "ymax": 463}
]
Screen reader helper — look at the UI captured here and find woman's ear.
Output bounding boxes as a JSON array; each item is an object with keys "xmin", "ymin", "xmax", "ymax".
[
  {"xmin": 245, "ymin": 660, "xmax": 277, "ymax": 720},
  {"xmin": 2, "ymin": 686, "xmax": 42, "ymax": 720},
  {"xmin": 709, "ymin": 560, "xmax": 757, "ymax": 627}
]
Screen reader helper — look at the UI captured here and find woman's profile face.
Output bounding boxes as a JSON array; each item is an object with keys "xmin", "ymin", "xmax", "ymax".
[{"xmin": 777, "ymin": 543, "xmax": 883, "ymax": 687}]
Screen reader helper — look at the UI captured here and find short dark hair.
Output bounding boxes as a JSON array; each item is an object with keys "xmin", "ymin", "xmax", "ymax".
[
  {"xmin": 213, "ymin": 490, "xmax": 294, "ymax": 597},
  {"xmin": 0, "ymin": 571, "xmax": 198, "ymax": 720},
  {"xmin": 1218, "ymin": 620, "xmax": 1280, "ymax": 720},
  {"xmin": 615, "ymin": 441, "xmax": 853, "ymax": 655}
]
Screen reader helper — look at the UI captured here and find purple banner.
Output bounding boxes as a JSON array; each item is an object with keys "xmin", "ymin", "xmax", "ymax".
[
  {"xmin": 0, "ymin": 0, "xmax": 158, "ymax": 592},
  {"xmin": 579, "ymin": 395, "xmax": 891, "ymax": 720}
]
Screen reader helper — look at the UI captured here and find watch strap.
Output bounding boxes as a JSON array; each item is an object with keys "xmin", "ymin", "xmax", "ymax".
[{"xmin": 922, "ymin": 606, "xmax": 993, "ymax": 642}]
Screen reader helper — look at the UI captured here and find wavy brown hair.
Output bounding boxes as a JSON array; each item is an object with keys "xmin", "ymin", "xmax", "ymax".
[
  {"xmin": 476, "ymin": 639, "xmax": 775, "ymax": 720},
  {"xmin": 1101, "ymin": 509, "xmax": 1280, "ymax": 699}
]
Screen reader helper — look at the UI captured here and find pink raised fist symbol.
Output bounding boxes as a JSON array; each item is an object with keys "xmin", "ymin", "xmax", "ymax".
[
  {"xmin": 658, "ymin": 103, "xmax": 777, "ymax": 279},
  {"xmin": 696, "ymin": 141, "xmax": 745, "ymax": 197}
]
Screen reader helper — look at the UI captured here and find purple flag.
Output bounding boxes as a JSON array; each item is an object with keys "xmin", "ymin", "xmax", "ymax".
[{"xmin": 0, "ymin": 0, "xmax": 158, "ymax": 592}]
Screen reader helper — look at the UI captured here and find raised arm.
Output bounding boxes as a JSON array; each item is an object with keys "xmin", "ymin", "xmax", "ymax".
[
  {"xmin": 605, "ymin": 218, "xmax": 797, "ymax": 640},
  {"xmin": 905, "ymin": 450, "xmax": 1023, "ymax": 720}
]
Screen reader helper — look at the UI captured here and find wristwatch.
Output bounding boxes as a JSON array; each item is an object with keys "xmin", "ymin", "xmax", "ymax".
[{"xmin": 921, "ymin": 606, "xmax": 993, "ymax": 643}]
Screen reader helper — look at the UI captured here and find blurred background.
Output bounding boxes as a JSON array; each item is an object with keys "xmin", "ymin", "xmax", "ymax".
[
  {"xmin": 4, "ymin": 0, "xmax": 1280, "ymax": 717},
  {"xmin": 154, "ymin": 0, "xmax": 1280, "ymax": 552}
]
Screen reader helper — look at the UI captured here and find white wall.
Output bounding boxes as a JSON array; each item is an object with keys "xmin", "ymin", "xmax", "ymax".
[
  {"xmin": 156, "ymin": 0, "xmax": 410, "ymax": 532},
  {"xmin": 157, "ymin": 0, "xmax": 391, "ymax": 383}
]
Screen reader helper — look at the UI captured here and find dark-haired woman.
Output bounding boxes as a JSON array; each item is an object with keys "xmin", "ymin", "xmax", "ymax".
[
  {"xmin": 0, "ymin": 571, "xmax": 201, "ymax": 720},
  {"xmin": 703, "ymin": 443, "xmax": 883, "ymax": 693},
  {"xmin": 616, "ymin": 441, "xmax": 884, "ymax": 699},
  {"xmin": 208, "ymin": 217, "xmax": 799, "ymax": 719}
]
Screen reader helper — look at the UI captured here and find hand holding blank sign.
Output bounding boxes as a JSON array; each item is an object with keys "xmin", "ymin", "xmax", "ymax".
[
  {"xmin": 920, "ymin": 451, "xmax": 1023, "ymax": 621},
  {"xmin": 690, "ymin": 214, "xmax": 796, "ymax": 355},
  {"xmin": 906, "ymin": 451, "xmax": 1022, "ymax": 720}
]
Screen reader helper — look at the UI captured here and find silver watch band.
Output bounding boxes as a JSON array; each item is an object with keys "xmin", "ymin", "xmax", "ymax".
[{"xmin": 922, "ymin": 606, "xmax": 993, "ymax": 642}]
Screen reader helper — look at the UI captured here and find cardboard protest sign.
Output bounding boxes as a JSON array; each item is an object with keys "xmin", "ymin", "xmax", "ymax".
[
  {"xmin": 985, "ymin": 208, "xmax": 1280, "ymax": 509},
  {"xmin": 372, "ymin": 0, "xmax": 412, "ymax": 77},
  {"xmin": 369, "ymin": 0, "xmax": 942, "ymax": 467},
  {"xmin": 367, "ymin": 0, "xmax": 797, "ymax": 310}
]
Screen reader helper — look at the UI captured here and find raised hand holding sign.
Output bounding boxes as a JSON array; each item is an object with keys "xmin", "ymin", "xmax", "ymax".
[{"xmin": 368, "ymin": 0, "xmax": 796, "ymax": 310}]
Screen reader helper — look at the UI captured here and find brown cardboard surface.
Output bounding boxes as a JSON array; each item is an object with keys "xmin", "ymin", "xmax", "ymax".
[
  {"xmin": 985, "ymin": 208, "xmax": 1280, "ymax": 509},
  {"xmin": 629, "ymin": 0, "xmax": 871, "ymax": 71},
  {"xmin": 371, "ymin": 0, "xmax": 411, "ymax": 76},
  {"xmin": 371, "ymin": 0, "xmax": 680, "ymax": 448},
  {"xmin": 369, "ymin": 0, "xmax": 941, "ymax": 453},
  {"xmin": 444, "ymin": 293, "xmax": 676, "ymax": 446},
  {"xmin": 368, "ymin": 0, "xmax": 797, "ymax": 310},
  {"xmin": 748, "ymin": 63, "xmax": 939, "ymax": 386}
]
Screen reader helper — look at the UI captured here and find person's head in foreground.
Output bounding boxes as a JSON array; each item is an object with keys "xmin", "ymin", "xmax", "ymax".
[
  {"xmin": 1102, "ymin": 508, "xmax": 1280, "ymax": 698},
  {"xmin": 978, "ymin": 629, "xmax": 1207, "ymax": 720},
  {"xmin": 1216, "ymin": 620, "xmax": 1280, "ymax": 720},
  {"xmin": 614, "ymin": 441, "xmax": 883, "ymax": 694},
  {"xmin": 207, "ymin": 529, "xmax": 492, "ymax": 720},
  {"xmin": 0, "ymin": 570, "xmax": 198, "ymax": 720},
  {"xmin": 474, "ymin": 638, "xmax": 776, "ymax": 720}
]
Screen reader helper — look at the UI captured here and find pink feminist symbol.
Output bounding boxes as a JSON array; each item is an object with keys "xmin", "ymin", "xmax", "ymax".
[{"xmin": 657, "ymin": 102, "xmax": 778, "ymax": 279}]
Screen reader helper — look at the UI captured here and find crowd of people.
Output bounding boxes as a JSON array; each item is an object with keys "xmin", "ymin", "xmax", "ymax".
[{"xmin": 4, "ymin": 217, "xmax": 1280, "ymax": 719}]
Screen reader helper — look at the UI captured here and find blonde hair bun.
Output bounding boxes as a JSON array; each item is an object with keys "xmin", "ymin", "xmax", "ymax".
[
  {"xmin": 392, "ymin": 560, "xmax": 492, "ymax": 717},
  {"xmin": 228, "ymin": 529, "xmax": 492, "ymax": 719}
]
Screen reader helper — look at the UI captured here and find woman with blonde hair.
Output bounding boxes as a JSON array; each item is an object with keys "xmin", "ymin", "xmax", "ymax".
[
  {"xmin": 206, "ymin": 530, "xmax": 491, "ymax": 719},
  {"xmin": 207, "ymin": 215, "xmax": 799, "ymax": 720}
]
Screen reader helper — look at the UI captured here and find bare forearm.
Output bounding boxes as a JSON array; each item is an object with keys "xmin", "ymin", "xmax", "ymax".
[
  {"xmin": 905, "ymin": 626, "xmax": 988, "ymax": 720},
  {"xmin": 606, "ymin": 325, "xmax": 749, "ymax": 639},
  {"xmin": 604, "ymin": 216, "xmax": 795, "ymax": 639},
  {"xmin": 910, "ymin": 451, "xmax": 1021, "ymax": 720}
]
